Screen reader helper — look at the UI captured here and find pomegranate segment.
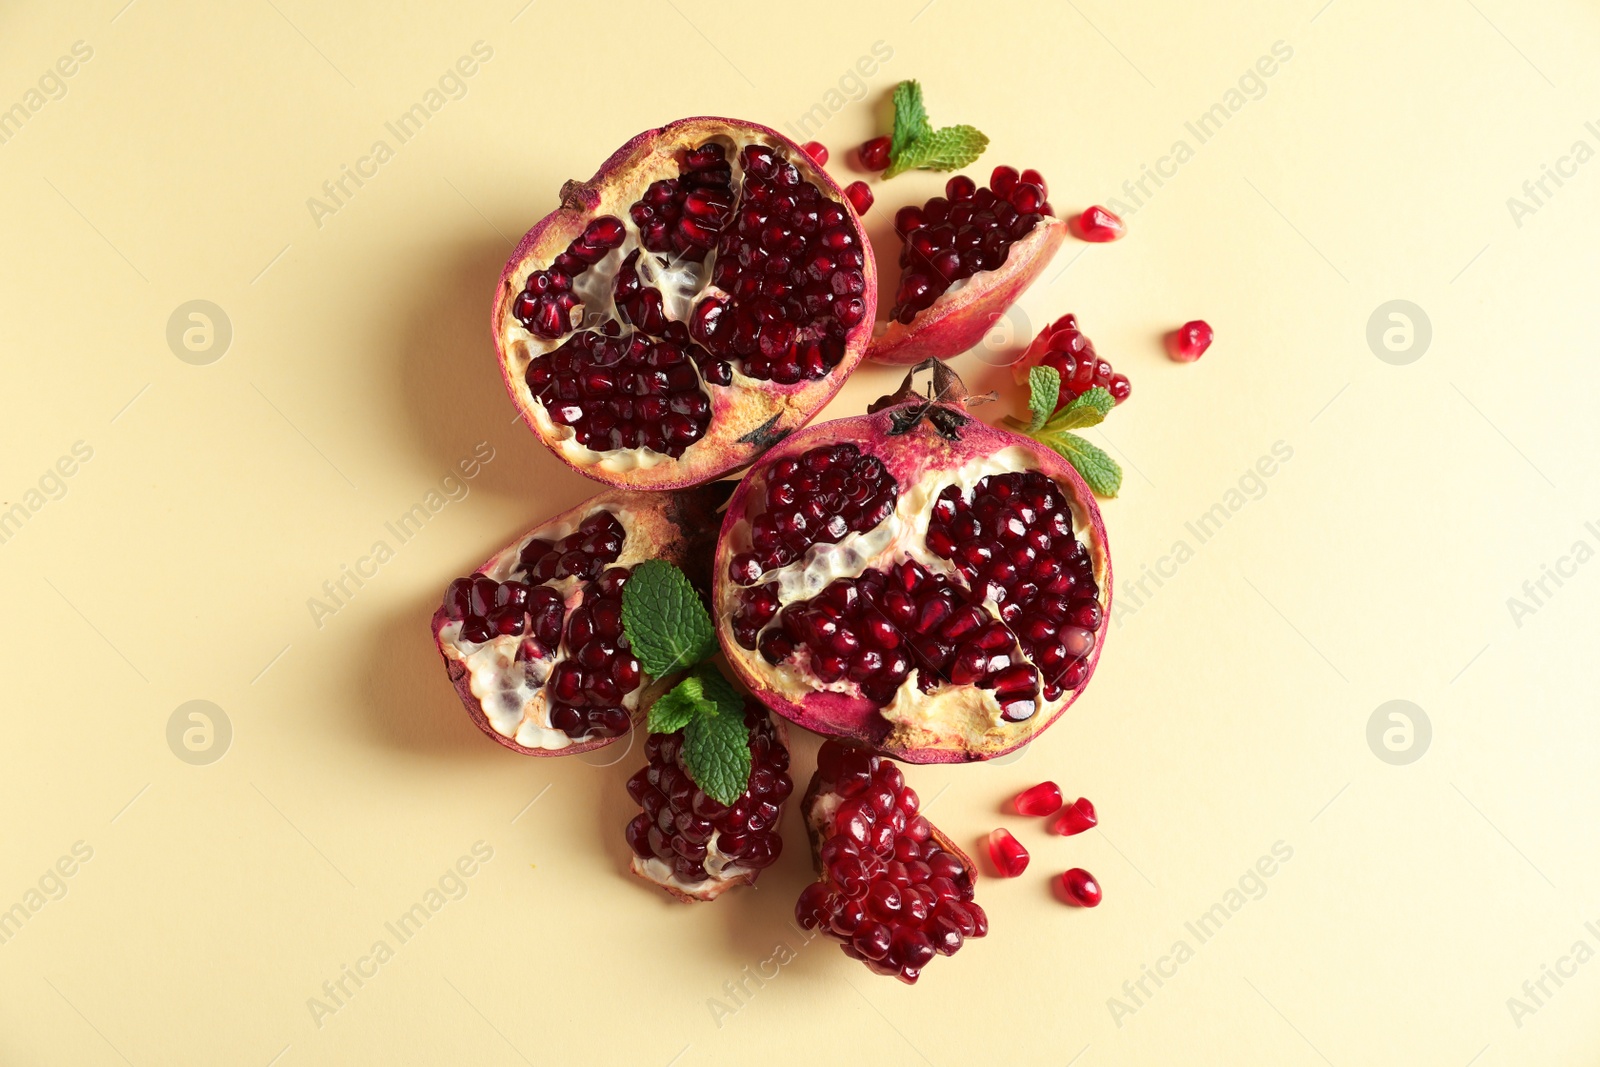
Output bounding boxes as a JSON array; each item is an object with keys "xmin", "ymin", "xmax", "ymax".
[
  {"xmin": 986, "ymin": 829, "xmax": 1029, "ymax": 877},
  {"xmin": 1054, "ymin": 796, "xmax": 1098, "ymax": 836},
  {"xmin": 714, "ymin": 362, "xmax": 1112, "ymax": 763},
  {"xmin": 1013, "ymin": 781, "xmax": 1063, "ymax": 817},
  {"xmin": 1061, "ymin": 867, "xmax": 1103, "ymax": 907},
  {"xmin": 625, "ymin": 702, "xmax": 792, "ymax": 902},
  {"xmin": 796, "ymin": 741, "xmax": 988, "ymax": 983},
  {"xmin": 494, "ymin": 118, "xmax": 876, "ymax": 489},
  {"xmin": 1017, "ymin": 314, "xmax": 1130, "ymax": 409},
  {"xmin": 432, "ymin": 484, "xmax": 726, "ymax": 756}
]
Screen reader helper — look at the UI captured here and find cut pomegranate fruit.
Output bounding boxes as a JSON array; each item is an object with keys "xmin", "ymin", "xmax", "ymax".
[
  {"xmin": 432, "ymin": 484, "xmax": 727, "ymax": 755},
  {"xmin": 1073, "ymin": 205, "xmax": 1125, "ymax": 243},
  {"xmin": 494, "ymin": 118, "xmax": 876, "ymax": 489},
  {"xmin": 868, "ymin": 166, "xmax": 1069, "ymax": 365},
  {"xmin": 801, "ymin": 141, "xmax": 828, "ymax": 166},
  {"xmin": 1013, "ymin": 781, "xmax": 1063, "ymax": 817},
  {"xmin": 1060, "ymin": 867, "xmax": 1102, "ymax": 907},
  {"xmin": 1169, "ymin": 319, "xmax": 1213, "ymax": 362},
  {"xmin": 858, "ymin": 136, "xmax": 891, "ymax": 171},
  {"xmin": 986, "ymin": 828, "xmax": 1029, "ymax": 877},
  {"xmin": 625, "ymin": 700, "xmax": 791, "ymax": 901},
  {"xmin": 843, "ymin": 181, "xmax": 874, "ymax": 216},
  {"xmin": 1016, "ymin": 313, "xmax": 1130, "ymax": 409},
  {"xmin": 795, "ymin": 740, "xmax": 987, "ymax": 983},
  {"xmin": 715, "ymin": 360, "xmax": 1112, "ymax": 763},
  {"xmin": 1053, "ymin": 796, "xmax": 1097, "ymax": 836}
]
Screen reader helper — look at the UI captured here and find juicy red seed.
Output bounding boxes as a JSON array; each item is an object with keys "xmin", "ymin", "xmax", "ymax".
[
  {"xmin": 1053, "ymin": 796, "xmax": 1098, "ymax": 836},
  {"xmin": 801, "ymin": 141, "xmax": 829, "ymax": 166},
  {"xmin": 843, "ymin": 181, "xmax": 874, "ymax": 215},
  {"xmin": 1171, "ymin": 319, "xmax": 1213, "ymax": 363},
  {"xmin": 1026, "ymin": 314, "xmax": 1128, "ymax": 409},
  {"xmin": 1014, "ymin": 781, "xmax": 1064, "ymax": 817},
  {"xmin": 1075, "ymin": 205, "xmax": 1125, "ymax": 242},
  {"xmin": 1061, "ymin": 867, "xmax": 1102, "ymax": 907},
  {"xmin": 859, "ymin": 136, "xmax": 891, "ymax": 171},
  {"xmin": 986, "ymin": 829, "xmax": 1029, "ymax": 878},
  {"xmin": 737, "ymin": 443, "xmax": 896, "ymax": 577}
]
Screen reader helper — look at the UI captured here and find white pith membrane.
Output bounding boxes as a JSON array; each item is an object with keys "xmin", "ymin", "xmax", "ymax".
[
  {"xmin": 436, "ymin": 500, "xmax": 651, "ymax": 752},
  {"xmin": 721, "ymin": 444, "xmax": 1105, "ymax": 750},
  {"xmin": 633, "ymin": 832, "xmax": 754, "ymax": 896},
  {"xmin": 499, "ymin": 132, "xmax": 850, "ymax": 475}
]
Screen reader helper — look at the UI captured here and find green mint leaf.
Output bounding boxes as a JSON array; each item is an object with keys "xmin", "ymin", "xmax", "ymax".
[
  {"xmin": 890, "ymin": 79, "xmax": 932, "ymax": 161},
  {"xmin": 1025, "ymin": 365, "xmax": 1061, "ymax": 432},
  {"xmin": 1036, "ymin": 430, "xmax": 1122, "ymax": 498},
  {"xmin": 620, "ymin": 560, "xmax": 716, "ymax": 680},
  {"xmin": 886, "ymin": 125, "xmax": 989, "ymax": 178},
  {"xmin": 647, "ymin": 676, "xmax": 707, "ymax": 735},
  {"xmin": 680, "ymin": 669, "xmax": 752, "ymax": 805},
  {"xmin": 1044, "ymin": 386, "xmax": 1115, "ymax": 432}
]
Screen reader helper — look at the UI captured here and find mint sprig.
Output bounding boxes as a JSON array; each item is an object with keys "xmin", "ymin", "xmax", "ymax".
[
  {"xmin": 1009, "ymin": 378, "xmax": 1124, "ymax": 498},
  {"xmin": 680, "ymin": 668, "xmax": 751, "ymax": 806},
  {"xmin": 884, "ymin": 80, "xmax": 989, "ymax": 178},
  {"xmin": 620, "ymin": 559, "xmax": 716, "ymax": 678}
]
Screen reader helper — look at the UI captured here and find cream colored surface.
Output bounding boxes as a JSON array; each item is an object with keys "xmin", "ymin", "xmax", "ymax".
[{"xmin": 2, "ymin": 2, "xmax": 1598, "ymax": 1064}]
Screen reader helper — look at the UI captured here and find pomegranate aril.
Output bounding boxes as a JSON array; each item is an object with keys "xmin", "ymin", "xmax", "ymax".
[
  {"xmin": 1170, "ymin": 319, "xmax": 1213, "ymax": 362},
  {"xmin": 1075, "ymin": 205, "xmax": 1125, "ymax": 242},
  {"xmin": 1014, "ymin": 781, "xmax": 1064, "ymax": 817},
  {"xmin": 986, "ymin": 828, "xmax": 1029, "ymax": 877},
  {"xmin": 858, "ymin": 135, "xmax": 891, "ymax": 171},
  {"xmin": 1061, "ymin": 867, "xmax": 1102, "ymax": 907},
  {"xmin": 1053, "ymin": 796, "xmax": 1098, "ymax": 836},
  {"xmin": 843, "ymin": 181, "xmax": 874, "ymax": 215}
]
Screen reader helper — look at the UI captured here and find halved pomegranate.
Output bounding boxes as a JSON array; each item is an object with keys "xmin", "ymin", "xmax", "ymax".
[
  {"xmin": 432, "ymin": 484, "xmax": 726, "ymax": 755},
  {"xmin": 625, "ymin": 700, "xmax": 792, "ymax": 902},
  {"xmin": 493, "ymin": 117, "xmax": 876, "ymax": 489},
  {"xmin": 868, "ymin": 167, "xmax": 1068, "ymax": 366},
  {"xmin": 713, "ymin": 361, "xmax": 1112, "ymax": 763},
  {"xmin": 795, "ymin": 740, "xmax": 988, "ymax": 983}
]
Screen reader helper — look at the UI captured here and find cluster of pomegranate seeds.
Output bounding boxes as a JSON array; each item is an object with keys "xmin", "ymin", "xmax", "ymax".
[
  {"xmin": 986, "ymin": 828, "xmax": 1030, "ymax": 877},
  {"xmin": 858, "ymin": 136, "xmax": 891, "ymax": 171},
  {"xmin": 727, "ymin": 443, "xmax": 896, "ymax": 580},
  {"xmin": 691, "ymin": 143, "xmax": 867, "ymax": 384},
  {"xmin": 442, "ymin": 576, "xmax": 564, "ymax": 648},
  {"xmin": 626, "ymin": 704, "xmax": 791, "ymax": 884},
  {"xmin": 1013, "ymin": 781, "xmax": 1063, "ymax": 817},
  {"xmin": 545, "ymin": 567, "xmax": 641, "ymax": 739},
  {"xmin": 513, "ymin": 216, "xmax": 629, "ymax": 339},
  {"xmin": 1054, "ymin": 796, "xmax": 1097, "ymax": 836},
  {"xmin": 1074, "ymin": 205, "xmax": 1125, "ymax": 243},
  {"xmin": 889, "ymin": 166, "xmax": 1053, "ymax": 324},
  {"xmin": 629, "ymin": 143, "xmax": 735, "ymax": 259},
  {"xmin": 1170, "ymin": 319, "xmax": 1213, "ymax": 362},
  {"xmin": 1031, "ymin": 314, "xmax": 1131, "ymax": 407},
  {"xmin": 796, "ymin": 742, "xmax": 987, "ymax": 983},
  {"xmin": 925, "ymin": 471, "xmax": 1102, "ymax": 700},
  {"xmin": 843, "ymin": 181, "xmax": 873, "ymax": 215},
  {"xmin": 1061, "ymin": 867, "xmax": 1102, "ymax": 907},
  {"xmin": 518, "ymin": 512, "xmax": 626, "ymax": 581}
]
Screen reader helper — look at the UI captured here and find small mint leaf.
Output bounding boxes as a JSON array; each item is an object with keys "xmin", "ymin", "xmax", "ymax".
[
  {"xmin": 1036, "ymin": 430, "xmax": 1122, "ymax": 498},
  {"xmin": 1043, "ymin": 386, "xmax": 1114, "ymax": 432},
  {"xmin": 885, "ymin": 125, "xmax": 988, "ymax": 178},
  {"xmin": 647, "ymin": 676, "xmax": 706, "ymax": 735},
  {"xmin": 620, "ymin": 560, "xmax": 715, "ymax": 680},
  {"xmin": 1026, "ymin": 365, "xmax": 1061, "ymax": 432},
  {"xmin": 890, "ymin": 80, "xmax": 931, "ymax": 161},
  {"xmin": 680, "ymin": 670, "xmax": 752, "ymax": 805}
]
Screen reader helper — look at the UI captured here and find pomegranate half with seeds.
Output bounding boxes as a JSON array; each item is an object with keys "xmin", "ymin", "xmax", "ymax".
[
  {"xmin": 714, "ymin": 361, "xmax": 1112, "ymax": 763},
  {"xmin": 795, "ymin": 741, "xmax": 988, "ymax": 983},
  {"xmin": 868, "ymin": 167, "xmax": 1068, "ymax": 366},
  {"xmin": 433, "ymin": 484, "xmax": 726, "ymax": 755},
  {"xmin": 494, "ymin": 118, "xmax": 876, "ymax": 489}
]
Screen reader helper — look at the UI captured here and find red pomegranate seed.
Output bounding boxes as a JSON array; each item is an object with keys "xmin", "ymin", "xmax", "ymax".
[
  {"xmin": 1075, "ymin": 206, "xmax": 1125, "ymax": 242},
  {"xmin": 1170, "ymin": 319, "xmax": 1213, "ymax": 363},
  {"xmin": 1013, "ymin": 781, "xmax": 1063, "ymax": 817},
  {"xmin": 1060, "ymin": 867, "xmax": 1102, "ymax": 907},
  {"xmin": 801, "ymin": 141, "xmax": 829, "ymax": 166},
  {"xmin": 1053, "ymin": 796, "xmax": 1097, "ymax": 836},
  {"xmin": 844, "ymin": 181, "xmax": 874, "ymax": 215},
  {"xmin": 986, "ymin": 829, "xmax": 1029, "ymax": 877},
  {"xmin": 859, "ymin": 136, "xmax": 891, "ymax": 171}
]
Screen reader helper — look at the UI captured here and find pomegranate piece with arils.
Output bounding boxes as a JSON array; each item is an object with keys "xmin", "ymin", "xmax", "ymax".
[
  {"xmin": 715, "ymin": 361, "xmax": 1112, "ymax": 763},
  {"xmin": 494, "ymin": 118, "xmax": 876, "ymax": 490},
  {"xmin": 796, "ymin": 741, "xmax": 988, "ymax": 984},
  {"xmin": 432, "ymin": 483, "xmax": 727, "ymax": 756},
  {"xmin": 868, "ymin": 166, "xmax": 1069, "ymax": 365},
  {"xmin": 1018, "ymin": 313, "xmax": 1130, "ymax": 409},
  {"xmin": 625, "ymin": 701, "xmax": 792, "ymax": 902}
]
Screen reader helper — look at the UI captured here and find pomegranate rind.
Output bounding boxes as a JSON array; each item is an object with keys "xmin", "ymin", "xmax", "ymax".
[
  {"xmin": 493, "ymin": 116, "xmax": 877, "ymax": 489},
  {"xmin": 432, "ymin": 484, "xmax": 726, "ymax": 757},
  {"xmin": 628, "ymin": 713, "xmax": 790, "ymax": 903},
  {"xmin": 866, "ymin": 216, "xmax": 1068, "ymax": 366},
  {"xmin": 713, "ymin": 403, "xmax": 1111, "ymax": 764}
]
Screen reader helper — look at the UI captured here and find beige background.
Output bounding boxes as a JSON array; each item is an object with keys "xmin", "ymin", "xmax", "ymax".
[{"xmin": 2, "ymin": 0, "xmax": 1597, "ymax": 1063}]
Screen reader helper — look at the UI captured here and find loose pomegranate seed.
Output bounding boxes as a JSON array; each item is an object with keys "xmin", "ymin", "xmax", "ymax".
[
  {"xmin": 986, "ymin": 828, "xmax": 1029, "ymax": 877},
  {"xmin": 858, "ymin": 136, "xmax": 891, "ymax": 171},
  {"xmin": 801, "ymin": 141, "xmax": 829, "ymax": 166},
  {"xmin": 843, "ymin": 181, "xmax": 874, "ymax": 215},
  {"xmin": 1075, "ymin": 205, "xmax": 1125, "ymax": 242},
  {"xmin": 627, "ymin": 702, "xmax": 791, "ymax": 888},
  {"xmin": 1170, "ymin": 319, "xmax": 1213, "ymax": 362},
  {"xmin": 887, "ymin": 167, "xmax": 1055, "ymax": 324},
  {"xmin": 1026, "ymin": 314, "xmax": 1129, "ymax": 409},
  {"xmin": 1053, "ymin": 796, "xmax": 1097, "ymax": 836},
  {"xmin": 1013, "ymin": 781, "xmax": 1063, "ymax": 817},
  {"xmin": 1060, "ymin": 867, "xmax": 1102, "ymax": 907}
]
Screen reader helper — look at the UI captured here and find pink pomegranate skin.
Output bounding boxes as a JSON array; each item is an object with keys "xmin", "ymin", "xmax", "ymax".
[
  {"xmin": 493, "ymin": 117, "xmax": 877, "ymax": 490},
  {"xmin": 712, "ymin": 395, "xmax": 1112, "ymax": 764},
  {"xmin": 867, "ymin": 215, "xmax": 1068, "ymax": 366}
]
